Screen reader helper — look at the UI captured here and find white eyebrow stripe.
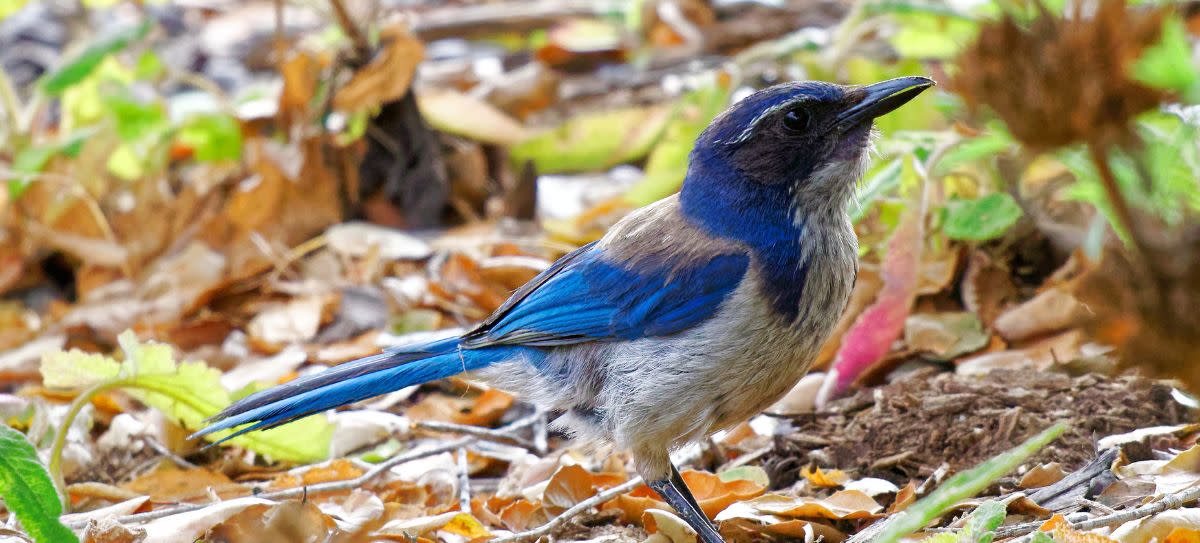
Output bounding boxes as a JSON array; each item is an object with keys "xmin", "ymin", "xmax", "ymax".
[{"xmin": 726, "ymin": 99, "xmax": 802, "ymax": 146}]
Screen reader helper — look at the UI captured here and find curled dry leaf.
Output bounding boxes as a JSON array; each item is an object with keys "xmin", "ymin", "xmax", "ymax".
[
  {"xmin": 800, "ymin": 466, "xmax": 849, "ymax": 488},
  {"xmin": 610, "ymin": 470, "xmax": 767, "ymax": 523},
  {"xmin": 418, "ymin": 90, "xmax": 531, "ymax": 146},
  {"xmin": 961, "ymin": 249, "xmax": 1018, "ymax": 328},
  {"xmin": 1035, "ymin": 514, "xmax": 1119, "ymax": 543},
  {"xmin": 326, "ymin": 222, "xmax": 432, "ymax": 261},
  {"xmin": 333, "ymin": 26, "xmax": 424, "ymax": 112},
  {"xmin": 956, "ymin": 329, "xmax": 1087, "ymax": 375},
  {"xmin": 993, "ymin": 287, "xmax": 1090, "ymax": 342},
  {"xmin": 644, "ymin": 508, "xmax": 698, "ymax": 543},
  {"xmin": 141, "ymin": 497, "xmax": 277, "ymax": 543},
  {"xmin": 715, "ymin": 490, "xmax": 883, "ymax": 521},
  {"xmin": 452, "ymin": 388, "xmax": 514, "ymax": 427},
  {"xmin": 246, "ymin": 295, "xmax": 331, "ymax": 351},
  {"xmin": 1019, "ymin": 463, "xmax": 1068, "ymax": 489},
  {"xmin": 904, "ymin": 312, "xmax": 989, "ymax": 361}
]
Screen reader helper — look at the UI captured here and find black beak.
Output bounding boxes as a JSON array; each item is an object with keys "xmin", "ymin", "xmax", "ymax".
[{"xmin": 836, "ymin": 76, "xmax": 935, "ymax": 129}]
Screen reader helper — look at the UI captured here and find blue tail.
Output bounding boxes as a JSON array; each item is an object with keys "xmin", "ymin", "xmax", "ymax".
[{"xmin": 192, "ymin": 336, "xmax": 510, "ymax": 444}]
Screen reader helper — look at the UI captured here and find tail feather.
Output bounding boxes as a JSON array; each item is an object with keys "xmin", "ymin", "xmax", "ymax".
[{"xmin": 192, "ymin": 336, "xmax": 505, "ymax": 445}]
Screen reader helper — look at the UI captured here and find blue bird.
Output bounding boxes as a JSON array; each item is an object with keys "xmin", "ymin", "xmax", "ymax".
[{"xmin": 194, "ymin": 76, "xmax": 933, "ymax": 543}]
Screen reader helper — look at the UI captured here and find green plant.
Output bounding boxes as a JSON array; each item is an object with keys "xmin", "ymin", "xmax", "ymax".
[{"xmin": 0, "ymin": 424, "xmax": 78, "ymax": 543}]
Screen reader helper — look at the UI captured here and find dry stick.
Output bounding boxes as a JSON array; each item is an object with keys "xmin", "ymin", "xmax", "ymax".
[
  {"xmin": 997, "ymin": 485, "xmax": 1200, "ymax": 541},
  {"xmin": 414, "ymin": 419, "xmax": 536, "ymax": 450},
  {"xmin": 457, "ymin": 447, "xmax": 472, "ymax": 514},
  {"xmin": 1087, "ymin": 141, "xmax": 1149, "ymax": 261},
  {"xmin": 490, "ymin": 477, "xmax": 646, "ymax": 543},
  {"xmin": 327, "ymin": 0, "xmax": 370, "ymax": 60}
]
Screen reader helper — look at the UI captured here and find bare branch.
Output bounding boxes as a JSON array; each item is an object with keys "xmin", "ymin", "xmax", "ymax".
[{"xmin": 490, "ymin": 477, "xmax": 646, "ymax": 543}]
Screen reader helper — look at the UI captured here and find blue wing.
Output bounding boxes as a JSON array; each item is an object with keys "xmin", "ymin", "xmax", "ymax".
[{"xmin": 462, "ymin": 242, "xmax": 749, "ymax": 347}]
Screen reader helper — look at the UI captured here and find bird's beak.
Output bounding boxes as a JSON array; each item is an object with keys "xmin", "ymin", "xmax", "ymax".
[{"xmin": 836, "ymin": 76, "xmax": 935, "ymax": 129}]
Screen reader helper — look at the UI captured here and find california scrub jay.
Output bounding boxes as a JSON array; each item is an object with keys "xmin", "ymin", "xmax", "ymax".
[{"xmin": 195, "ymin": 76, "xmax": 933, "ymax": 543}]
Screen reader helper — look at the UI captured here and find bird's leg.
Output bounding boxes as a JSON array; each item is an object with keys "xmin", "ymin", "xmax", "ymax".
[{"xmin": 647, "ymin": 463, "xmax": 725, "ymax": 543}]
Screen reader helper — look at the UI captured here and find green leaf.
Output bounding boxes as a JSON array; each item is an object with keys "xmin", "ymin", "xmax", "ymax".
[
  {"xmin": 106, "ymin": 144, "xmax": 145, "ymax": 181},
  {"xmin": 624, "ymin": 81, "xmax": 730, "ymax": 206},
  {"xmin": 0, "ymin": 425, "xmax": 78, "ymax": 543},
  {"xmin": 874, "ymin": 423, "xmax": 1067, "ymax": 543},
  {"xmin": 41, "ymin": 331, "xmax": 331, "ymax": 463},
  {"xmin": 6, "ymin": 130, "xmax": 98, "ymax": 198},
  {"xmin": 104, "ymin": 92, "xmax": 168, "ymax": 142},
  {"xmin": 934, "ymin": 128, "xmax": 1015, "ymax": 176},
  {"xmin": 41, "ymin": 20, "xmax": 152, "ymax": 95},
  {"xmin": 942, "ymin": 193, "xmax": 1023, "ymax": 241},
  {"xmin": 1029, "ymin": 532, "xmax": 1056, "ymax": 543},
  {"xmin": 963, "ymin": 500, "xmax": 1006, "ymax": 543},
  {"xmin": 1132, "ymin": 17, "xmax": 1200, "ymax": 103},
  {"xmin": 511, "ymin": 104, "xmax": 673, "ymax": 174},
  {"xmin": 717, "ymin": 465, "xmax": 770, "ymax": 488},
  {"xmin": 134, "ymin": 50, "xmax": 165, "ymax": 80},
  {"xmin": 177, "ymin": 114, "xmax": 243, "ymax": 162}
]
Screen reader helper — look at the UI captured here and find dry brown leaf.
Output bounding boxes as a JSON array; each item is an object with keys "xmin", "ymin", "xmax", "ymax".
[
  {"xmin": 122, "ymin": 465, "xmax": 238, "ymax": 502},
  {"xmin": 543, "ymin": 464, "xmax": 597, "ymax": 510},
  {"xmin": 800, "ymin": 466, "xmax": 849, "ymax": 488},
  {"xmin": 1020, "ymin": 463, "xmax": 1068, "ymax": 489},
  {"xmin": 142, "ymin": 497, "xmax": 278, "ymax": 543},
  {"xmin": 723, "ymin": 491, "xmax": 882, "ymax": 521},
  {"xmin": 643, "ymin": 508, "xmax": 698, "ymax": 543},
  {"xmin": 498, "ymin": 499, "xmax": 552, "ymax": 531},
  {"xmin": 271, "ymin": 459, "xmax": 364, "ymax": 490},
  {"xmin": 889, "ymin": 482, "xmax": 917, "ymax": 513},
  {"xmin": 956, "ymin": 329, "xmax": 1087, "ymax": 375},
  {"xmin": 452, "ymin": 388, "xmax": 514, "ymax": 427},
  {"xmin": 334, "ymin": 26, "xmax": 424, "ymax": 112},
  {"xmin": 994, "ymin": 287, "xmax": 1090, "ymax": 342},
  {"xmin": 609, "ymin": 470, "xmax": 765, "ymax": 523},
  {"xmin": 417, "ymin": 90, "xmax": 531, "ymax": 145},
  {"xmin": 904, "ymin": 312, "xmax": 989, "ymax": 360},
  {"xmin": 962, "ymin": 249, "xmax": 1018, "ymax": 328},
  {"xmin": 1165, "ymin": 527, "xmax": 1200, "ymax": 543},
  {"xmin": 1039, "ymin": 514, "xmax": 1119, "ymax": 542}
]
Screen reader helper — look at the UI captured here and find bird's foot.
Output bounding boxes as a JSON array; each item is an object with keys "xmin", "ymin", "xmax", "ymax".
[{"xmin": 647, "ymin": 465, "xmax": 725, "ymax": 543}]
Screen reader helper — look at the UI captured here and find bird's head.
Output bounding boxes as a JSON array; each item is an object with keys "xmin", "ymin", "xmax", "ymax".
[{"xmin": 681, "ymin": 77, "xmax": 933, "ymax": 233}]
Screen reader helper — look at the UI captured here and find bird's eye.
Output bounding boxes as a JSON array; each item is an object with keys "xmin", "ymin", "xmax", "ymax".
[{"xmin": 782, "ymin": 107, "xmax": 811, "ymax": 132}]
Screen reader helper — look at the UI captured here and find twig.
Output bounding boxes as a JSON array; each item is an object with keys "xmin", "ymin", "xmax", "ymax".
[
  {"xmin": 490, "ymin": 477, "xmax": 646, "ymax": 543},
  {"xmin": 327, "ymin": 0, "xmax": 370, "ymax": 61},
  {"xmin": 997, "ymin": 485, "xmax": 1200, "ymax": 541},
  {"xmin": 1086, "ymin": 141, "xmax": 1148, "ymax": 261},
  {"xmin": 413, "ymin": 419, "xmax": 536, "ymax": 450},
  {"xmin": 457, "ymin": 448, "xmax": 472, "ymax": 514}
]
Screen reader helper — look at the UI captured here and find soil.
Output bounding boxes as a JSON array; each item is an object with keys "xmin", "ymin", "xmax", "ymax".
[{"xmin": 765, "ymin": 369, "xmax": 1195, "ymax": 488}]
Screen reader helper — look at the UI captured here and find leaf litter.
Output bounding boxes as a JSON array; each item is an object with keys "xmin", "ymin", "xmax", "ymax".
[{"xmin": 1, "ymin": 0, "xmax": 1200, "ymax": 542}]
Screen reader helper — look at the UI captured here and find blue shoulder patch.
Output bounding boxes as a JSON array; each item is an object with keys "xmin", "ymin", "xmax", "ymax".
[{"xmin": 463, "ymin": 247, "xmax": 749, "ymax": 346}]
